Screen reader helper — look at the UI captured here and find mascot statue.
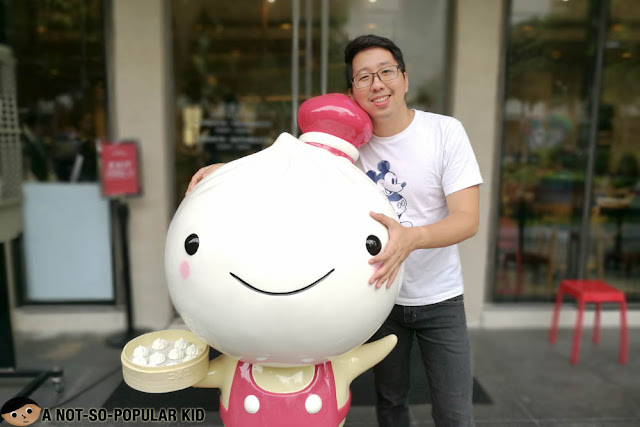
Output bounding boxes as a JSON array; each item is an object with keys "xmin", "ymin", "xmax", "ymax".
[{"xmin": 121, "ymin": 93, "xmax": 403, "ymax": 427}]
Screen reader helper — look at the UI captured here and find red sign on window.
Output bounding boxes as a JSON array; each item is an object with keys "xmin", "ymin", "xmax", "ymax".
[{"xmin": 99, "ymin": 140, "xmax": 142, "ymax": 197}]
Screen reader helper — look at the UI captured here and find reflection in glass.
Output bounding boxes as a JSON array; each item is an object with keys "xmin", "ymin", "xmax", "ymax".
[
  {"xmin": 496, "ymin": 0, "xmax": 639, "ymax": 301},
  {"xmin": 496, "ymin": 1, "xmax": 590, "ymax": 300},
  {"xmin": 2, "ymin": 0, "xmax": 108, "ymax": 183},
  {"xmin": 171, "ymin": 0, "xmax": 448, "ymax": 202},
  {"xmin": 592, "ymin": 1, "xmax": 640, "ymax": 296}
]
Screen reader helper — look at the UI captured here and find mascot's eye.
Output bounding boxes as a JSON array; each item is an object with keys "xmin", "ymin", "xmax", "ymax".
[
  {"xmin": 366, "ymin": 235, "xmax": 382, "ymax": 256},
  {"xmin": 26, "ymin": 407, "xmax": 33, "ymax": 414},
  {"xmin": 184, "ymin": 233, "xmax": 199, "ymax": 255},
  {"xmin": 10, "ymin": 412, "xmax": 17, "ymax": 418}
]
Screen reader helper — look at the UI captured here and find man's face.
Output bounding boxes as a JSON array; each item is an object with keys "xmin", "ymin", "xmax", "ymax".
[
  {"xmin": 2, "ymin": 404, "xmax": 41, "ymax": 426},
  {"xmin": 349, "ymin": 47, "xmax": 408, "ymax": 125}
]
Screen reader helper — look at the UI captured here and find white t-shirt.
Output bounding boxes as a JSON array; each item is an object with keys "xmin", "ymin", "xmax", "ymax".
[{"xmin": 355, "ymin": 110, "xmax": 483, "ymax": 306}]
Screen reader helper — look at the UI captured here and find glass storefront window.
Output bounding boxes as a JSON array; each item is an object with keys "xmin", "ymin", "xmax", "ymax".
[
  {"xmin": 1, "ymin": 0, "xmax": 109, "ymax": 183},
  {"xmin": 592, "ymin": 0, "xmax": 640, "ymax": 297},
  {"xmin": 1, "ymin": 0, "xmax": 114, "ymax": 304},
  {"xmin": 171, "ymin": 0, "xmax": 449, "ymax": 201},
  {"xmin": 495, "ymin": 0, "xmax": 640, "ymax": 301}
]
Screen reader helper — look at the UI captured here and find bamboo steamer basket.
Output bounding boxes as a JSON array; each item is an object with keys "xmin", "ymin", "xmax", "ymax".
[{"xmin": 121, "ymin": 329, "xmax": 209, "ymax": 393}]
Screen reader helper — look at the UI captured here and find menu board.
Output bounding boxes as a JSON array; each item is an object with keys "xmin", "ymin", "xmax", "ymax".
[{"xmin": 99, "ymin": 140, "xmax": 142, "ymax": 197}]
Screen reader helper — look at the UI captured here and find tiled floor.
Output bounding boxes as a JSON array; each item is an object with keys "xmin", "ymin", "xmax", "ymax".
[{"xmin": 1, "ymin": 327, "xmax": 638, "ymax": 426}]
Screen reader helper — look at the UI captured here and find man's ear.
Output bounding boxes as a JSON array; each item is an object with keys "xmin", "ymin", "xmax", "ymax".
[{"xmin": 403, "ymin": 72, "xmax": 409, "ymax": 94}]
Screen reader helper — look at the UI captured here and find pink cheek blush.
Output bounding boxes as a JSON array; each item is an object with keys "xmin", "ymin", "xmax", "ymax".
[{"xmin": 180, "ymin": 260, "xmax": 190, "ymax": 280}]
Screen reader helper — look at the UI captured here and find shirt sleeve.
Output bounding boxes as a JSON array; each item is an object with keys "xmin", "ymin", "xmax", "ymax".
[{"xmin": 441, "ymin": 118, "xmax": 483, "ymax": 197}]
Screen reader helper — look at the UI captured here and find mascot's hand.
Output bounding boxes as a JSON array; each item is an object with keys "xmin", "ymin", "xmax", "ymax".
[{"xmin": 192, "ymin": 354, "xmax": 233, "ymax": 390}]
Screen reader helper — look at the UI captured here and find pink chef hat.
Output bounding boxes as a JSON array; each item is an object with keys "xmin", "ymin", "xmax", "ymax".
[{"xmin": 297, "ymin": 93, "xmax": 373, "ymax": 163}]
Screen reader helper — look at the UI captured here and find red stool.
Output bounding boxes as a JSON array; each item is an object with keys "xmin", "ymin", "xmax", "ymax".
[{"xmin": 549, "ymin": 279, "xmax": 628, "ymax": 365}]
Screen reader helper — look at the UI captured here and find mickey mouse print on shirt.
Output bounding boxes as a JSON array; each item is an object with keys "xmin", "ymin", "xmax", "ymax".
[{"xmin": 366, "ymin": 160, "xmax": 413, "ymax": 227}]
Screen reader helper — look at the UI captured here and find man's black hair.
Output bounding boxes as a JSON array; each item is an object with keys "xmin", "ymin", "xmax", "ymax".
[
  {"xmin": 1, "ymin": 397, "xmax": 39, "ymax": 414},
  {"xmin": 344, "ymin": 34, "xmax": 406, "ymax": 90}
]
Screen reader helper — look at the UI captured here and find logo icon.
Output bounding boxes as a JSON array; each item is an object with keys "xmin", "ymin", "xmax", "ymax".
[{"xmin": 1, "ymin": 397, "xmax": 42, "ymax": 426}]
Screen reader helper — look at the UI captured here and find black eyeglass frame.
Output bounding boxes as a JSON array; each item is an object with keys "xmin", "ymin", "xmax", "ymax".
[{"xmin": 351, "ymin": 65, "xmax": 403, "ymax": 89}]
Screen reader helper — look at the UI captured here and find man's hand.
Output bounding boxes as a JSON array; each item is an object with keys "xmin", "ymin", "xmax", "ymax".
[
  {"xmin": 367, "ymin": 186, "xmax": 480, "ymax": 288},
  {"xmin": 368, "ymin": 211, "xmax": 415, "ymax": 289},
  {"xmin": 185, "ymin": 163, "xmax": 225, "ymax": 195}
]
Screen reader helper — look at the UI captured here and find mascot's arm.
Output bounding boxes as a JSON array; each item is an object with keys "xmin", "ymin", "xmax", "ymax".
[
  {"xmin": 192, "ymin": 354, "xmax": 235, "ymax": 389},
  {"xmin": 332, "ymin": 334, "xmax": 397, "ymax": 405}
]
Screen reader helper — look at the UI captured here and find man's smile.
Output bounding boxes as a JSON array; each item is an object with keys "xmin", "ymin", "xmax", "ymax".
[{"xmin": 372, "ymin": 95, "xmax": 390, "ymax": 105}]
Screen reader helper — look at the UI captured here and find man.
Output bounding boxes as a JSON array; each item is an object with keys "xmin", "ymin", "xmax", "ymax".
[{"xmin": 345, "ymin": 34, "xmax": 481, "ymax": 427}]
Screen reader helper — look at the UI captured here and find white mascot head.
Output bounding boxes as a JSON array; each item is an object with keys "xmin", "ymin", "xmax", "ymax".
[{"xmin": 165, "ymin": 93, "xmax": 402, "ymax": 366}]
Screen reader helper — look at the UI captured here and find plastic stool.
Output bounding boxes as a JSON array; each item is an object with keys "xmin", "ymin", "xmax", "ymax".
[{"xmin": 548, "ymin": 279, "xmax": 628, "ymax": 365}]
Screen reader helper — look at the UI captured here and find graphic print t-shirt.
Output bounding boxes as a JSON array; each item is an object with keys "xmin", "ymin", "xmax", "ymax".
[{"xmin": 356, "ymin": 111, "xmax": 483, "ymax": 305}]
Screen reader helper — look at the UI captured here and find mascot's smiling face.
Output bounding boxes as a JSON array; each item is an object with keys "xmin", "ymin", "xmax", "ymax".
[{"xmin": 165, "ymin": 134, "xmax": 402, "ymax": 366}]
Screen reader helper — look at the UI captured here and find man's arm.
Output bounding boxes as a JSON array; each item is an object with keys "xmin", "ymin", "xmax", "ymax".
[
  {"xmin": 368, "ymin": 185, "xmax": 480, "ymax": 289},
  {"xmin": 185, "ymin": 163, "xmax": 225, "ymax": 195}
]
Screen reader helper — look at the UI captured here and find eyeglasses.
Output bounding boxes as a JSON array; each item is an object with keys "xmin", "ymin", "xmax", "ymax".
[{"xmin": 351, "ymin": 65, "xmax": 402, "ymax": 89}]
